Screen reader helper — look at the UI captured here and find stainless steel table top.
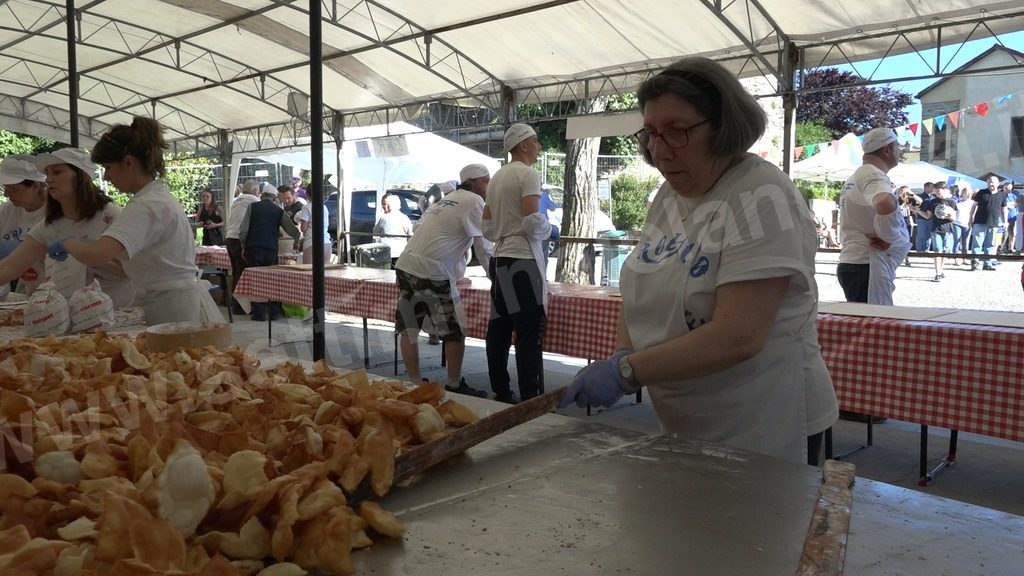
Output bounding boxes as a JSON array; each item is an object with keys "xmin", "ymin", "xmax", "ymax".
[
  {"xmin": 357, "ymin": 403, "xmax": 821, "ymax": 575},
  {"xmin": 351, "ymin": 397, "xmax": 1024, "ymax": 576}
]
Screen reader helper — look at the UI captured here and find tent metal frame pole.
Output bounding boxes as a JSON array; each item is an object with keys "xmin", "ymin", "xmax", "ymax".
[
  {"xmin": 65, "ymin": 0, "xmax": 79, "ymax": 146},
  {"xmin": 332, "ymin": 112, "xmax": 350, "ymax": 265},
  {"xmin": 781, "ymin": 41, "xmax": 799, "ymax": 175},
  {"xmin": 310, "ymin": 0, "xmax": 326, "ymax": 362}
]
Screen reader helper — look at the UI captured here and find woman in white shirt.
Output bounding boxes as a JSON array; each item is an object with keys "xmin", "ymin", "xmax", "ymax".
[
  {"xmin": 52, "ymin": 117, "xmax": 222, "ymax": 325},
  {"xmin": 0, "ymin": 155, "xmax": 47, "ymax": 295},
  {"xmin": 0, "ymin": 149, "xmax": 132, "ymax": 306},
  {"xmin": 559, "ymin": 57, "xmax": 838, "ymax": 465}
]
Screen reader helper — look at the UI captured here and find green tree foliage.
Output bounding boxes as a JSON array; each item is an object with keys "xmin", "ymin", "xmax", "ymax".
[
  {"xmin": 795, "ymin": 121, "xmax": 833, "ymax": 160},
  {"xmin": 609, "ymin": 173, "xmax": 658, "ymax": 231},
  {"xmin": 101, "ymin": 154, "xmax": 214, "ymax": 210},
  {"xmin": 797, "ymin": 68, "xmax": 913, "ymax": 139},
  {"xmin": 0, "ymin": 129, "xmax": 60, "ymax": 157},
  {"xmin": 600, "ymin": 94, "xmax": 639, "ymax": 156}
]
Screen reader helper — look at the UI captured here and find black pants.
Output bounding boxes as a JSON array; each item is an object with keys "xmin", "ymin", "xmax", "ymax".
[
  {"xmin": 245, "ymin": 246, "xmax": 283, "ymax": 319},
  {"xmin": 836, "ymin": 263, "xmax": 869, "ymax": 303},
  {"xmin": 807, "ymin": 432, "xmax": 825, "ymax": 466},
  {"xmin": 225, "ymin": 238, "xmax": 246, "ymax": 309},
  {"xmin": 486, "ymin": 257, "xmax": 546, "ymax": 400}
]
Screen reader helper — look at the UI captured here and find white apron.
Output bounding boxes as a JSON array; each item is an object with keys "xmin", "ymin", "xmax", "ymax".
[
  {"xmin": 621, "ymin": 184, "xmax": 832, "ymax": 464},
  {"xmin": 137, "ymin": 275, "xmax": 224, "ymax": 326},
  {"xmin": 868, "ymin": 236, "xmax": 910, "ymax": 305}
]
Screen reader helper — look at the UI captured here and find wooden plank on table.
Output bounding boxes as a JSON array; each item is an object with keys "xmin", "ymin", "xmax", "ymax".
[
  {"xmin": 795, "ymin": 459, "xmax": 856, "ymax": 576},
  {"xmin": 817, "ymin": 301, "xmax": 954, "ymax": 321}
]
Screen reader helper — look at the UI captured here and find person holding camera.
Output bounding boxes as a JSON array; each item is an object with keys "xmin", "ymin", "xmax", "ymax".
[{"xmin": 915, "ymin": 185, "xmax": 957, "ymax": 281}]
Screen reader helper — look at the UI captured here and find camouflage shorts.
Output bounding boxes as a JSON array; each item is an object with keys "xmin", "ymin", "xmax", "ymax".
[{"xmin": 394, "ymin": 269, "xmax": 464, "ymax": 340}]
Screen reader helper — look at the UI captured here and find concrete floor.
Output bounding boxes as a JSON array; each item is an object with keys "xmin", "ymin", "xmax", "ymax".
[{"xmin": 226, "ymin": 309, "xmax": 1024, "ymax": 519}]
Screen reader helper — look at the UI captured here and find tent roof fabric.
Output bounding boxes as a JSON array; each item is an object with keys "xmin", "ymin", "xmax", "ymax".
[{"xmin": 1, "ymin": 1, "xmax": 1022, "ymax": 152}]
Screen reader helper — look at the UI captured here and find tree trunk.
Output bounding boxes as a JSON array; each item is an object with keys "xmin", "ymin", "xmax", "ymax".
[{"xmin": 556, "ymin": 97, "xmax": 607, "ymax": 284}]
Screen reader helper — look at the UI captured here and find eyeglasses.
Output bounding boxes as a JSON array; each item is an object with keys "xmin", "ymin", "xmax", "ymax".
[{"xmin": 634, "ymin": 119, "xmax": 710, "ymax": 150}]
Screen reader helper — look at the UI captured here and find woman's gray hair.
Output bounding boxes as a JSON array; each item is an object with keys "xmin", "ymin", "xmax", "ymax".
[{"xmin": 637, "ymin": 57, "xmax": 766, "ymax": 162}]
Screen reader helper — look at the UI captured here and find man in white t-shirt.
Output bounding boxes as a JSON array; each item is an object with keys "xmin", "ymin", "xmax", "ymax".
[
  {"xmin": 837, "ymin": 127, "xmax": 909, "ymax": 305},
  {"xmin": 482, "ymin": 123, "xmax": 551, "ymax": 404},
  {"xmin": 374, "ymin": 194, "xmax": 413, "ymax": 267},
  {"xmin": 395, "ymin": 163, "xmax": 492, "ymax": 397}
]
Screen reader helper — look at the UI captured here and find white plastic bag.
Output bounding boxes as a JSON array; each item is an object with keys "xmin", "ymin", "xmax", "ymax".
[
  {"xmin": 69, "ymin": 279, "xmax": 115, "ymax": 333},
  {"xmin": 24, "ymin": 281, "xmax": 70, "ymax": 337}
]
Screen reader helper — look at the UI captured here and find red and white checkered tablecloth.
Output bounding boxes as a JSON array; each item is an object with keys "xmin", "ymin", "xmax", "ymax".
[
  {"xmin": 236, "ymin": 267, "xmax": 1024, "ymax": 442},
  {"xmin": 195, "ymin": 246, "xmax": 298, "ymax": 270},
  {"xmin": 195, "ymin": 246, "xmax": 231, "ymax": 269},
  {"xmin": 234, "ymin": 267, "xmax": 622, "ymax": 359},
  {"xmin": 817, "ymin": 313, "xmax": 1024, "ymax": 442}
]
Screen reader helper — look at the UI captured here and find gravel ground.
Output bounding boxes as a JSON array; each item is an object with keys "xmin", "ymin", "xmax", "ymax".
[{"xmin": 814, "ymin": 251, "xmax": 1024, "ymax": 312}]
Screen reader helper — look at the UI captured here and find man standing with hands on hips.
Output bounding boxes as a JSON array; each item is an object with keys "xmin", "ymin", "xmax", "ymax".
[{"xmin": 837, "ymin": 127, "xmax": 910, "ymax": 305}]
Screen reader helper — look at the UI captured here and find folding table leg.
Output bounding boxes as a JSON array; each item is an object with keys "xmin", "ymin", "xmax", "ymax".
[
  {"xmin": 393, "ymin": 332, "xmax": 398, "ymax": 376},
  {"xmin": 266, "ymin": 309, "xmax": 272, "ymax": 345},
  {"xmin": 919, "ymin": 426, "xmax": 959, "ymax": 486},
  {"xmin": 225, "ymin": 271, "xmax": 233, "ymax": 323},
  {"xmin": 363, "ymin": 318, "xmax": 370, "ymax": 369},
  {"xmin": 826, "ymin": 417, "xmax": 874, "ymax": 461}
]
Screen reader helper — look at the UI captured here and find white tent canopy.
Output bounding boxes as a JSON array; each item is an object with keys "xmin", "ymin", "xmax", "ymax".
[
  {"xmin": 888, "ymin": 162, "xmax": 988, "ymax": 192},
  {"xmin": 0, "ymin": 1, "xmax": 1021, "ymax": 150},
  {"xmin": 232, "ymin": 121, "xmax": 501, "ymax": 234}
]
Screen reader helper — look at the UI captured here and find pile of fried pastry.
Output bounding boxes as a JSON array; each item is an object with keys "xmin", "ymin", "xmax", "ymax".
[{"xmin": 0, "ymin": 333, "xmax": 479, "ymax": 575}]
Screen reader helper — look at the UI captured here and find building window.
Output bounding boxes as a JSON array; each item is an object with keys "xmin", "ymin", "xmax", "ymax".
[
  {"xmin": 1012, "ymin": 117, "xmax": 1024, "ymax": 158},
  {"xmin": 933, "ymin": 126, "xmax": 947, "ymax": 161}
]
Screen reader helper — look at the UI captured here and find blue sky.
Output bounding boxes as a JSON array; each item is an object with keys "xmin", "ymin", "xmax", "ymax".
[{"xmin": 833, "ymin": 30, "xmax": 1024, "ymax": 146}]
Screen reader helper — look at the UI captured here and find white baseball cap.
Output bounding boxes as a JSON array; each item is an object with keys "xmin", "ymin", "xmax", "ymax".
[
  {"xmin": 460, "ymin": 163, "xmax": 490, "ymax": 182},
  {"xmin": 35, "ymin": 148, "xmax": 97, "ymax": 179},
  {"xmin": 503, "ymin": 123, "xmax": 537, "ymax": 153},
  {"xmin": 0, "ymin": 155, "xmax": 46, "ymax": 185},
  {"xmin": 862, "ymin": 127, "xmax": 898, "ymax": 154}
]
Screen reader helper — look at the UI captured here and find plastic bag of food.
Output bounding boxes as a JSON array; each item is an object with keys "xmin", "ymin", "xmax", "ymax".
[
  {"xmin": 24, "ymin": 281, "xmax": 70, "ymax": 337},
  {"xmin": 69, "ymin": 279, "xmax": 115, "ymax": 333}
]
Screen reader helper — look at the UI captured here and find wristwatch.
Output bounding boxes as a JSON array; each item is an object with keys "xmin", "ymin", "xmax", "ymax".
[{"xmin": 617, "ymin": 353, "xmax": 641, "ymax": 392}]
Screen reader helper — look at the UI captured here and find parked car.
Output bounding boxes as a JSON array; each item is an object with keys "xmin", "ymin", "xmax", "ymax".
[{"xmin": 325, "ymin": 188, "xmax": 422, "ymax": 250}]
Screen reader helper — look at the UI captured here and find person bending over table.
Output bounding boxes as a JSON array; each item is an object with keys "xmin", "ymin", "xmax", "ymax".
[
  {"xmin": 47, "ymin": 117, "xmax": 223, "ymax": 325},
  {"xmin": 0, "ymin": 150, "xmax": 132, "ymax": 306},
  {"xmin": 559, "ymin": 57, "xmax": 838, "ymax": 466},
  {"xmin": 0, "ymin": 155, "xmax": 47, "ymax": 295},
  {"xmin": 395, "ymin": 163, "xmax": 493, "ymax": 398}
]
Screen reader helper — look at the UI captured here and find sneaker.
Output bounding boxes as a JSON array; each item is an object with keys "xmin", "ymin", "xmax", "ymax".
[
  {"xmin": 444, "ymin": 378, "xmax": 487, "ymax": 398},
  {"xmin": 983, "ymin": 264, "xmax": 997, "ymax": 271},
  {"xmin": 970, "ymin": 261, "xmax": 978, "ymax": 271},
  {"xmin": 933, "ymin": 274, "xmax": 942, "ymax": 282},
  {"xmin": 493, "ymin": 392, "xmax": 520, "ymax": 405}
]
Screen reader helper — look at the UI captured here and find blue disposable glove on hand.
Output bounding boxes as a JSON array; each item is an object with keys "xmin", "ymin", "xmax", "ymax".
[
  {"xmin": 558, "ymin": 348, "xmax": 634, "ymax": 409},
  {"xmin": 47, "ymin": 239, "xmax": 69, "ymax": 261},
  {"xmin": 0, "ymin": 240, "xmax": 19, "ymax": 260}
]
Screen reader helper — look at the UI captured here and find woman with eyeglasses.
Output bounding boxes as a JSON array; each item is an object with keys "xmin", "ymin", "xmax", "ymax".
[
  {"xmin": 559, "ymin": 57, "xmax": 837, "ymax": 465},
  {"xmin": 47, "ymin": 117, "xmax": 223, "ymax": 325}
]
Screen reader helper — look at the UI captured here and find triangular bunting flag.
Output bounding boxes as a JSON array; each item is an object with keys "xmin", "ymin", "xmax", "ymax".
[
  {"xmin": 794, "ymin": 146, "xmax": 804, "ymax": 158},
  {"xmin": 922, "ymin": 118, "xmax": 933, "ymax": 135},
  {"xmin": 975, "ymin": 102, "xmax": 990, "ymax": 117},
  {"xmin": 997, "ymin": 94, "xmax": 1013, "ymax": 104},
  {"xmin": 806, "ymin": 143, "xmax": 818, "ymax": 156},
  {"xmin": 909, "ymin": 123, "xmax": 919, "ymax": 136},
  {"xmin": 896, "ymin": 126, "xmax": 907, "ymax": 138},
  {"xmin": 948, "ymin": 110, "xmax": 960, "ymax": 129},
  {"xmin": 830, "ymin": 141, "xmax": 839, "ymax": 154},
  {"xmin": 935, "ymin": 116, "xmax": 945, "ymax": 131},
  {"xmin": 759, "ymin": 150, "xmax": 769, "ymax": 159},
  {"xmin": 856, "ymin": 135, "xmax": 865, "ymax": 142}
]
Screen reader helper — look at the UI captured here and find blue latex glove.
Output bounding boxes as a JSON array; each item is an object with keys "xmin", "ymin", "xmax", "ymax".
[
  {"xmin": 47, "ymin": 239, "xmax": 69, "ymax": 262},
  {"xmin": 0, "ymin": 240, "xmax": 19, "ymax": 260},
  {"xmin": 559, "ymin": 348, "xmax": 633, "ymax": 409}
]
